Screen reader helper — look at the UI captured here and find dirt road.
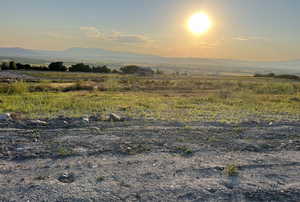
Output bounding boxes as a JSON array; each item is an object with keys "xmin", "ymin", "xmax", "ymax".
[{"xmin": 0, "ymin": 119, "xmax": 300, "ymax": 201}]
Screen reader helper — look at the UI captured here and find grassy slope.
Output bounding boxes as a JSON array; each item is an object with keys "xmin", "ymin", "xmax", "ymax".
[{"xmin": 1, "ymin": 72, "xmax": 300, "ymax": 122}]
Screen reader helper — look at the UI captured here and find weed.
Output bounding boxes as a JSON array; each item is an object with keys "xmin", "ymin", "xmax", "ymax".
[
  {"xmin": 121, "ymin": 143, "xmax": 151, "ymax": 155},
  {"xmin": 224, "ymin": 164, "xmax": 239, "ymax": 176},
  {"xmin": 174, "ymin": 145, "xmax": 193, "ymax": 156},
  {"xmin": 56, "ymin": 147, "xmax": 74, "ymax": 157},
  {"xmin": 96, "ymin": 176, "xmax": 105, "ymax": 183}
]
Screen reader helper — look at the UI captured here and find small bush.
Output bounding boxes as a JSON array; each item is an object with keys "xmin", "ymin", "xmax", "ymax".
[
  {"xmin": 69, "ymin": 63, "xmax": 92, "ymax": 72},
  {"xmin": 93, "ymin": 65, "xmax": 111, "ymax": 73},
  {"xmin": 224, "ymin": 164, "xmax": 239, "ymax": 176},
  {"xmin": 48, "ymin": 62, "xmax": 67, "ymax": 72},
  {"xmin": 63, "ymin": 81, "xmax": 96, "ymax": 92}
]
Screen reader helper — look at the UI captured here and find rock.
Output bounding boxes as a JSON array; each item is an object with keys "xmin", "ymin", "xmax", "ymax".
[
  {"xmin": 58, "ymin": 173, "xmax": 75, "ymax": 183},
  {"xmin": 108, "ymin": 113, "xmax": 124, "ymax": 122},
  {"xmin": 0, "ymin": 113, "xmax": 11, "ymax": 121},
  {"xmin": 29, "ymin": 120, "xmax": 48, "ymax": 125},
  {"xmin": 10, "ymin": 112, "xmax": 26, "ymax": 121},
  {"xmin": 89, "ymin": 114, "xmax": 102, "ymax": 121},
  {"xmin": 81, "ymin": 116, "xmax": 89, "ymax": 123}
]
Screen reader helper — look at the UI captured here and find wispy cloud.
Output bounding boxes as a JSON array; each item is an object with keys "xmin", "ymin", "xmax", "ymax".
[
  {"xmin": 80, "ymin": 26, "xmax": 150, "ymax": 44},
  {"xmin": 80, "ymin": 26, "xmax": 103, "ymax": 38},
  {"xmin": 233, "ymin": 36, "xmax": 268, "ymax": 41},
  {"xmin": 45, "ymin": 32, "xmax": 74, "ymax": 40}
]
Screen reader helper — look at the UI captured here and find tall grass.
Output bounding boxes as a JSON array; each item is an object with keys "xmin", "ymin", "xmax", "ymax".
[{"xmin": 0, "ymin": 81, "xmax": 29, "ymax": 95}]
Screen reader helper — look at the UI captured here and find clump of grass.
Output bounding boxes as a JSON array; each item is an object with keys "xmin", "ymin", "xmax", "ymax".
[
  {"xmin": 63, "ymin": 81, "xmax": 96, "ymax": 92},
  {"xmin": 174, "ymin": 145, "xmax": 193, "ymax": 156},
  {"xmin": 56, "ymin": 147, "xmax": 74, "ymax": 157},
  {"xmin": 0, "ymin": 81, "xmax": 29, "ymax": 95},
  {"xmin": 224, "ymin": 164, "xmax": 239, "ymax": 176},
  {"xmin": 121, "ymin": 143, "xmax": 151, "ymax": 155},
  {"xmin": 96, "ymin": 176, "xmax": 105, "ymax": 183}
]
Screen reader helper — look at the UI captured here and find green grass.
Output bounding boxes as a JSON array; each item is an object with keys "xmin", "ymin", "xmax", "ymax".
[
  {"xmin": 0, "ymin": 74, "xmax": 300, "ymax": 122},
  {"xmin": 224, "ymin": 164, "xmax": 239, "ymax": 176}
]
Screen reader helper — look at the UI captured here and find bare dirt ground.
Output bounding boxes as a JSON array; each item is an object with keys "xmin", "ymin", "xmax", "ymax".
[
  {"xmin": 0, "ymin": 71, "xmax": 36, "ymax": 81},
  {"xmin": 1, "ymin": 118, "xmax": 300, "ymax": 202}
]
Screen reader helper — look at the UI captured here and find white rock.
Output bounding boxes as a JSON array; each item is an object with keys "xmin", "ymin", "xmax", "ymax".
[
  {"xmin": 109, "ymin": 113, "xmax": 123, "ymax": 122},
  {"xmin": 0, "ymin": 113, "xmax": 11, "ymax": 121},
  {"xmin": 30, "ymin": 120, "xmax": 47, "ymax": 125}
]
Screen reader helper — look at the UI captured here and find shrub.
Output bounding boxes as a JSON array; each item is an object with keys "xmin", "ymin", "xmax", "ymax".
[
  {"xmin": 224, "ymin": 164, "xmax": 239, "ymax": 176},
  {"xmin": 275, "ymin": 74, "xmax": 299, "ymax": 80},
  {"xmin": 9, "ymin": 61, "xmax": 17, "ymax": 70},
  {"xmin": 69, "ymin": 63, "xmax": 92, "ymax": 72},
  {"xmin": 1, "ymin": 62, "xmax": 9, "ymax": 70},
  {"xmin": 93, "ymin": 65, "xmax": 111, "ymax": 73},
  {"xmin": 48, "ymin": 62, "xmax": 67, "ymax": 71},
  {"xmin": 120, "ymin": 65, "xmax": 154, "ymax": 75}
]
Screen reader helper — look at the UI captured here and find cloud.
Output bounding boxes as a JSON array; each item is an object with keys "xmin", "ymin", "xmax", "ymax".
[
  {"xmin": 80, "ymin": 26, "xmax": 103, "ymax": 38},
  {"xmin": 45, "ymin": 32, "xmax": 74, "ymax": 40},
  {"xmin": 80, "ymin": 27, "xmax": 150, "ymax": 44},
  {"xmin": 109, "ymin": 32, "xmax": 149, "ymax": 43},
  {"xmin": 233, "ymin": 36, "xmax": 268, "ymax": 41}
]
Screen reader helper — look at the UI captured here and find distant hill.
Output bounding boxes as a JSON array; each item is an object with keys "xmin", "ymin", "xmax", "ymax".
[{"xmin": 0, "ymin": 47, "xmax": 299, "ymax": 74}]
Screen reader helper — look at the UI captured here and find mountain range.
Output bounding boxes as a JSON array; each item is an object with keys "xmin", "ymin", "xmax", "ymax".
[{"xmin": 0, "ymin": 47, "xmax": 299, "ymax": 74}]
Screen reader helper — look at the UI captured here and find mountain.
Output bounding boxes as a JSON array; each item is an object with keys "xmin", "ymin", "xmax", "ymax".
[{"xmin": 0, "ymin": 47, "xmax": 299, "ymax": 74}]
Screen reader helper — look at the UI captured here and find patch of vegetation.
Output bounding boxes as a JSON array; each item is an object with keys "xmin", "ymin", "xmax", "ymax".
[
  {"xmin": 174, "ymin": 145, "xmax": 193, "ymax": 156},
  {"xmin": 1, "ymin": 74, "xmax": 300, "ymax": 122},
  {"xmin": 254, "ymin": 73, "xmax": 300, "ymax": 80},
  {"xmin": 224, "ymin": 164, "xmax": 239, "ymax": 176},
  {"xmin": 121, "ymin": 143, "xmax": 151, "ymax": 155},
  {"xmin": 0, "ymin": 81, "xmax": 28, "ymax": 95},
  {"xmin": 96, "ymin": 176, "xmax": 105, "ymax": 183},
  {"xmin": 56, "ymin": 147, "xmax": 74, "ymax": 157}
]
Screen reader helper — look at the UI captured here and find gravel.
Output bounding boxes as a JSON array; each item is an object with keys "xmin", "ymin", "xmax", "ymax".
[{"xmin": 0, "ymin": 118, "xmax": 300, "ymax": 201}]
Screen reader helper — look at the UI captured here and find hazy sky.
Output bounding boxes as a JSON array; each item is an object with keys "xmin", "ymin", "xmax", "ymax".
[{"xmin": 1, "ymin": 0, "xmax": 300, "ymax": 61}]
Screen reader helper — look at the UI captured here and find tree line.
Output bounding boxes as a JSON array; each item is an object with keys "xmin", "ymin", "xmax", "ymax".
[{"xmin": 0, "ymin": 61, "xmax": 162, "ymax": 75}]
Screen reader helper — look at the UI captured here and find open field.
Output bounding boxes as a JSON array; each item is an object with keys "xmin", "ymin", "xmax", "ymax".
[
  {"xmin": 1, "ymin": 71, "xmax": 300, "ymax": 123},
  {"xmin": 1, "ymin": 71, "xmax": 300, "ymax": 201}
]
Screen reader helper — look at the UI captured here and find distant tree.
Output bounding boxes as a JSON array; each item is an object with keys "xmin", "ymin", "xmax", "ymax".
[
  {"xmin": 93, "ymin": 65, "xmax": 111, "ymax": 73},
  {"xmin": 16, "ymin": 63, "xmax": 24, "ymax": 70},
  {"xmin": 48, "ymin": 62, "xmax": 67, "ymax": 71},
  {"xmin": 69, "ymin": 63, "xmax": 91, "ymax": 72},
  {"xmin": 9, "ymin": 61, "xmax": 17, "ymax": 70},
  {"xmin": 155, "ymin": 69, "xmax": 164, "ymax": 75},
  {"xmin": 120, "ymin": 65, "xmax": 140, "ymax": 74},
  {"xmin": 111, "ymin": 69, "xmax": 120, "ymax": 74},
  {"xmin": 1, "ymin": 62, "xmax": 9, "ymax": 70},
  {"xmin": 120, "ymin": 65, "xmax": 154, "ymax": 75}
]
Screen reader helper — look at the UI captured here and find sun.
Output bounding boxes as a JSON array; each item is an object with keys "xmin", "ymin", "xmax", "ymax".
[{"xmin": 188, "ymin": 12, "xmax": 212, "ymax": 35}]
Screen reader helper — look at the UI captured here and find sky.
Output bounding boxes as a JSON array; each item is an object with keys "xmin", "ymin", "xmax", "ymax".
[{"xmin": 0, "ymin": 0, "xmax": 300, "ymax": 61}]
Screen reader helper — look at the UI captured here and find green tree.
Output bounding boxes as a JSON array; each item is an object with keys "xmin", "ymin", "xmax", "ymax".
[
  {"xmin": 93, "ymin": 65, "xmax": 111, "ymax": 73},
  {"xmin": 48, "ymin": 62, "xmax": 67, "ymax": 71},
  {"xmin": 69, "ymin": 63, "xmax": 91, "ymax": 72},
  {"xmin": 9, "ymin": 61, "xmax": 17, "ymax": 70}
]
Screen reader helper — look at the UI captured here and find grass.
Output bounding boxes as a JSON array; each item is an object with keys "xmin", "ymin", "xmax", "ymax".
[
  {"xmin": 56, "ymin": 147, "xmax": 74, "ymax": 157},
  {"xmin": 174, "ymin": 145, "xmax": 193, "ymax": 156},
  {"xmin": 224, "ymin": 164, "xmax": 239, "ymax": 176},
  {"xmin": 1, "ymin": 74, "xmax": 300, "ymax": 122}
]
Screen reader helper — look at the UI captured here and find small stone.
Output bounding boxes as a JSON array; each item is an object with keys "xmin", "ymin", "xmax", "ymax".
[
  {"xmin": 58, "ymin": 173, "xmax": 75, "ymax": 183},
  {"xmin": 108, "ymin": 113, "xmax": 124, "ymax": 122},
  {"xmin": 30, "ymin": 120, "xmax": 47, "ymax": 125},
  {"xmin": 81, "ymin": 116, "xmax": 89, "ymax": 123},
  {"xmin": 0, "ymin": 113, "xmax": 11, "ymax": 121}
]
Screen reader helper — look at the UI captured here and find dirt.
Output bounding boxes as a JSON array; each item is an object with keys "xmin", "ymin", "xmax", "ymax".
[
  {"xmin": 0, "ymin": 118, "xmax": 300, "ymax": 201},
  {"xmin": 0, "ymin": 71, "xmax": 37, "ymax": 81}
]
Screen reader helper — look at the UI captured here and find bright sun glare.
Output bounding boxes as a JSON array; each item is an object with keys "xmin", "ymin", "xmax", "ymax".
[{"xmin": 188, "ymin": 13, "xmax": 212, "ymax": 35}]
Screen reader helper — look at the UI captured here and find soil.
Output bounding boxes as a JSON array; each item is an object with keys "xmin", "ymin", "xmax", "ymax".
[{"xmin": 0, "ymin": 118, "xmax": 300, "ymax": 201}]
